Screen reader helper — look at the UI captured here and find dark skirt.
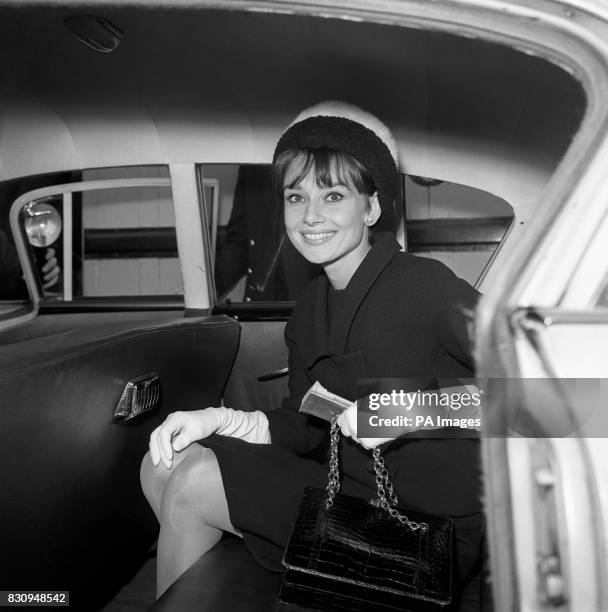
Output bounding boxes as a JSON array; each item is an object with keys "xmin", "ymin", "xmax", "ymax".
[{"xmin": 199, "ymin": 434, "xmax": 484, "ymax": 597}]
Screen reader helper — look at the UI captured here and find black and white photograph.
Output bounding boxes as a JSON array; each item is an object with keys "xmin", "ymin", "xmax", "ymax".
[{"xmin": 1, "ymin": 1, "xmax": 607, "ymax": 611}]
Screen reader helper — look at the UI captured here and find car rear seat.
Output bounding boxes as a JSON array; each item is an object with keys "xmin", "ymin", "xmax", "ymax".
[
  {"xmin": 151, "ymin": 536, "xmax": 282, "ymax": 612},
  {"xmin": 150, "ymin": 319, "xmax": 290, "ymax": 612}
]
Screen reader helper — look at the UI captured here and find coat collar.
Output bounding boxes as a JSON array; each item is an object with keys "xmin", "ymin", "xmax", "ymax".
[{"xmin": 299, "ymin": 231, "xmax": 401, "ymax": 369}]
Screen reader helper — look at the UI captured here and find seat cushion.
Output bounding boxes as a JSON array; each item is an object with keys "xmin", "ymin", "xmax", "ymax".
[{"xmin": 151, "ymin": 537, "xmax": 282, "ymax": 612}]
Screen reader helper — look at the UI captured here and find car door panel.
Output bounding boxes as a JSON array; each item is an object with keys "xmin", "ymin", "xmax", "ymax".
[{"xmin": 0, "ymin": 315, "xmax": 239, "ymax": 609}]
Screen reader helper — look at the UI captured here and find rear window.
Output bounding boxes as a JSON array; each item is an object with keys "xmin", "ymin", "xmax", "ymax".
[
  {"xmin": 199, "ymin": 163, "xmax": 513, "ymax": 306},
  {"xmin": 1, "ymin": 171, "xmax": 77, "ymax": 317},
  {"xmin": 1, "ymin": 166, "xmax": 183, "ymax": 315}
]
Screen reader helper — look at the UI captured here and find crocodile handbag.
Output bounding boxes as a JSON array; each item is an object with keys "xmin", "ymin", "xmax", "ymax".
[{"xmin": 278, "ymin": 418, "xmax": 454, "ymax": 611}]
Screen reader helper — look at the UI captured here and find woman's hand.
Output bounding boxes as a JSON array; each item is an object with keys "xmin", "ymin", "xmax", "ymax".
[
  {"xmin": 337, "ymin": 404, "xmax": 394, "ymax": 450},
  {"xmin": 149, "ymin": 409, "xmax": 221, "ymax": 469}
]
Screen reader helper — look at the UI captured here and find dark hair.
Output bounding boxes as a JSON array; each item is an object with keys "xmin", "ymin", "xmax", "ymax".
[{"xmin": 272, "ymin": 148, "xmax": 376, "ymax": 202}]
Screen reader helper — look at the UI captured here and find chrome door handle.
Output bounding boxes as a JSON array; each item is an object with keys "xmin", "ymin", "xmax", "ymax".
[{"xmin": 113, "ymin": 372, "xmax": 160, "ymax": 423}]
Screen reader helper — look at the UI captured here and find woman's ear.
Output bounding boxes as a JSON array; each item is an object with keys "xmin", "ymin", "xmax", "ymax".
[{"xmin": 365, "ymin": 192, "xmax": 381, "ymax": 226}]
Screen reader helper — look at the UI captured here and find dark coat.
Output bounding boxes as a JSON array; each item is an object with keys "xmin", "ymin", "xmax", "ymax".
[{"xmin": 267, "ymin": 231, "xmax": 481, "ymax": 517}]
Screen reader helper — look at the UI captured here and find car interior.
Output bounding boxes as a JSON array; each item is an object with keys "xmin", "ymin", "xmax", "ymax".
[{"xmin": 0, "ymin": 1, "xmax": 599, "ymax": 610}]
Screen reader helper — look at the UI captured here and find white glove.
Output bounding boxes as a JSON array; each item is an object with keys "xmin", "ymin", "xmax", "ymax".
[
  {"xmin": 149, "ymin": 407, "xmax": 270, "ymax": 468},
  {"xmin": 210, "ymin": 407, "xmax": 271, "ymax": 445},
  {"xmin": 337, "ymin": 404, "xmax": 394, "ymax": 450}
]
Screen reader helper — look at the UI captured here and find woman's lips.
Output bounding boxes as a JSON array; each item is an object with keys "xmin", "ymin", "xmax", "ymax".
[{"xmin": 301, "ymin": 231, "xmax": 336, "ymax": 245}]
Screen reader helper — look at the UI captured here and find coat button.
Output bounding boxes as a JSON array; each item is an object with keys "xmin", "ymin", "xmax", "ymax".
[
  {"xmin": 249, "ymin": 239, "xmax": 255, "ymax": 246},
  {"xmin": 244, "ymin": 297, "xmax": 251, "ymax": 302},
  {"xmin": 247, "ymin": 267, "xmax": 253, "ymax": 274}
]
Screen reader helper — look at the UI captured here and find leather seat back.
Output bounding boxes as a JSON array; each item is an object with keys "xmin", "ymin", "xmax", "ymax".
[{"xmin": 0, "ymin": 315, "xmax": 239, "ymax": 609}]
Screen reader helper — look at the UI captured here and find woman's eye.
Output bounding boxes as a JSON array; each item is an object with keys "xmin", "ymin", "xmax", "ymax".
[
  {"xmin": 285, "ymin": 193, "xmax": 304, "ymax": 204},
  {"xmin": 325, "ymin": 192, "xmax": 344, "ymax": 202}
]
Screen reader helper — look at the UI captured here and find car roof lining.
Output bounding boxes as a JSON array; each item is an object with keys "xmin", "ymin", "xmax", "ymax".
[{"xmin": 0, "ymin": 4, "xmax": 586, "ymax": 212}]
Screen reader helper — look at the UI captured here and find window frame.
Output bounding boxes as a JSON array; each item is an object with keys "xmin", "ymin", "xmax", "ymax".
[{"xmin": 5, "ymin": 175, "xmax": 199, "ymax": 328}]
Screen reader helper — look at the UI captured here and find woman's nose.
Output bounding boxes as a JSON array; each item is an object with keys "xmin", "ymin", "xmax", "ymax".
[{"xmin": 303, "ymin": 199, "xmax": 324, "ymax": 224}]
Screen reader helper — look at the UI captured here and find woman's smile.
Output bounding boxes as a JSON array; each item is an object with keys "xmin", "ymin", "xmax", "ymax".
[{"xmin": 301, "ymin": 230, "xmax": 337, "ymax": 244}]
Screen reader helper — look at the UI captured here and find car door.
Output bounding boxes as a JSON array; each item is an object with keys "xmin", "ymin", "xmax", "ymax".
[
  {"xmin": 0, "ymin": 166, "xmax": 241, "ymax": 609},
  {"xmin": 476, "ymin": 7, "xmax": 608, "ymax": 604}
]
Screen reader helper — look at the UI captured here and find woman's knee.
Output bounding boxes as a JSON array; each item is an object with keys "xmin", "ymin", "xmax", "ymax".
[
  {"xmin": 140, "ymin": 444, "xmax": 206, "ymax": 516},
  {"xmin": 161, "ymin": 447, "xmax": 218, "ymax": 511},
  {"xmin": 140, "ymin": 451, "xmax": 162, "ymax": 499},
  {"xmin": 160, "ymin": 447, "xmax": 235, "ymax": 532}
]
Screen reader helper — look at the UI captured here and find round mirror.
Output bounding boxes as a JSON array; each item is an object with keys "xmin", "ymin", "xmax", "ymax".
[{"xmin": 23, "ymin": 201, "xmax": 62, "ymax": 247}]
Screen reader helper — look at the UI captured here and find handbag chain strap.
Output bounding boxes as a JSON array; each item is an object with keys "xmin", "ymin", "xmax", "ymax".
[
  {"xmin": 325, "ymin": 417, "xmax": 428, "ymax": 533},
  {"xmin": 325, "ymin": 416, "xmax": 342, "ymax": 509}
]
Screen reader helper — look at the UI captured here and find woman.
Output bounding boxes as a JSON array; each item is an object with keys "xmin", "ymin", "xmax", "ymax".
[{"xmin": 141, "ymin": 101, "xmax": 483, "ymax": 608}]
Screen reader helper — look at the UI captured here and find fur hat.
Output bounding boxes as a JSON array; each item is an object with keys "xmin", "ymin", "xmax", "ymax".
[{"xmin": 273, "ymin": 101, "xmax": 400, "ymax": 232}]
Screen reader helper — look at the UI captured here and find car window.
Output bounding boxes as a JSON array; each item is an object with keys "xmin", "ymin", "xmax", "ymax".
[
  {"xmin": 6, "ymin": 166, "xmax": 184, "ymax": 307},
  {"xmin": 78, "ymin": 167, "xmax": 181, "ymax": 298},
  {"xmin": 0, "ymin": 171, "xmax": 78, "ymax": 318},
  {"xmin": 201, "ymin": 163, "xmax": 513, "ymax": 305},
  {"xmin": 405, "ymin": 175, "xmax": 513, "ymax": 286},
  {"xmin": 200, "ymin": 163, "xmax": 321, "ymax": 304}
]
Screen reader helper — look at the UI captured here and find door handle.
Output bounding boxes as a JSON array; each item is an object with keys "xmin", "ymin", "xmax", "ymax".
[{"xmin": 113, "ymin": 372, "xmax": 160, "ymax": 423}]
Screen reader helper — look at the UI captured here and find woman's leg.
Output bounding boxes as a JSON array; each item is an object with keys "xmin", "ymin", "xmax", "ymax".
[
  {"xmin": 140, "ymin": 444, "xmax": 199, "ymax": 522},
  {"xmin": 140, "ymin": 445, "xmax": 240, "ymax": 598}
]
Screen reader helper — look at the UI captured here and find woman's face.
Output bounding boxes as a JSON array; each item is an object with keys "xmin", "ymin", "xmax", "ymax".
[{"xmin": 283, "ymin": 164, "xmax": 379, "ymax": 283}]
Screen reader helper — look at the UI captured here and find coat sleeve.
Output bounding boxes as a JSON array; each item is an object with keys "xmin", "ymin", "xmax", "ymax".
[
  {"xmin": 433, "ymin": 263, "xmax": 480, "ymax": 369},
  {"xmin": 266, "ymin": 317, "xmax": 329, "ymax": 455}
]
